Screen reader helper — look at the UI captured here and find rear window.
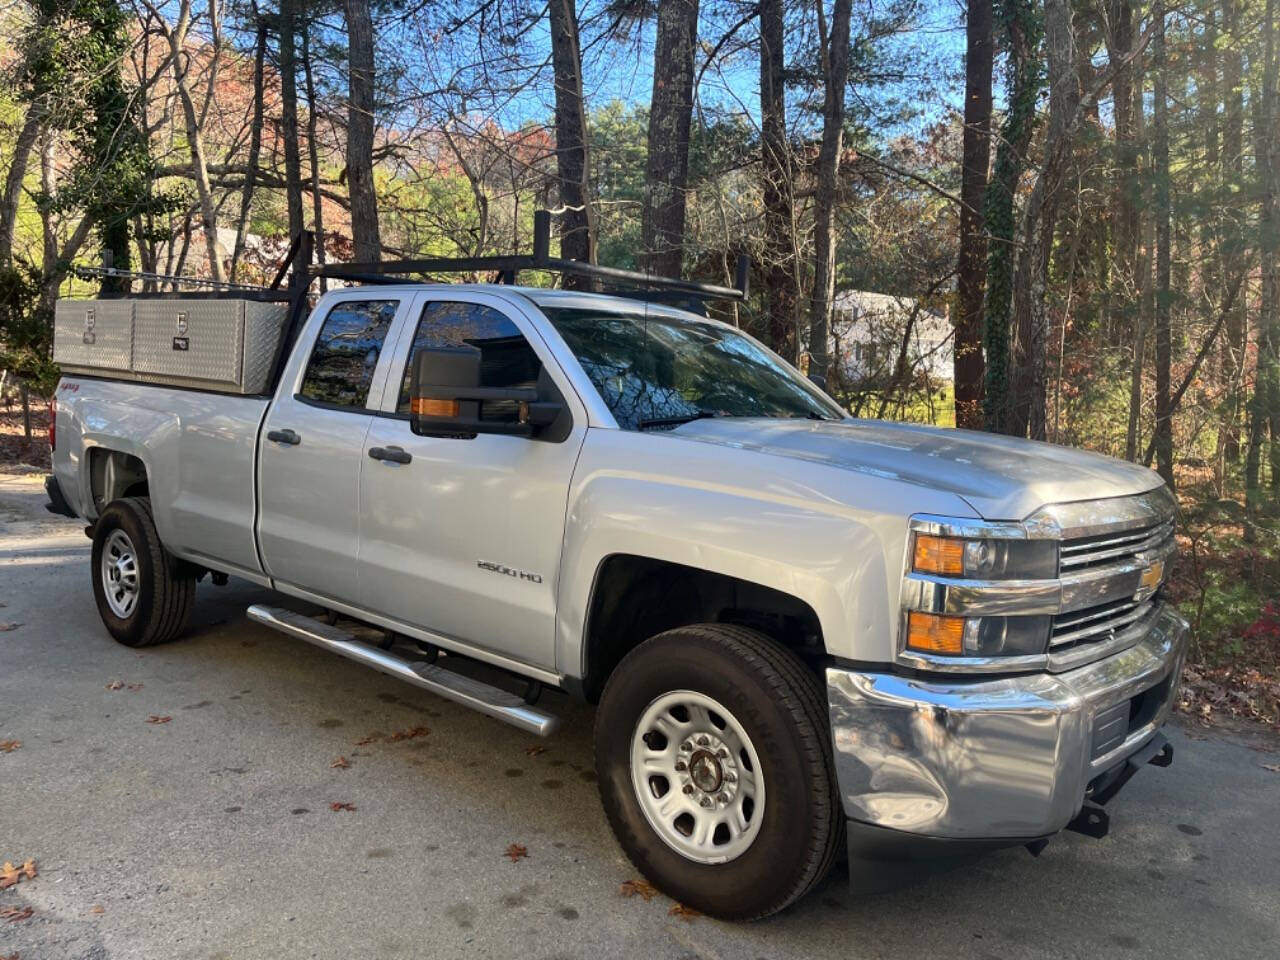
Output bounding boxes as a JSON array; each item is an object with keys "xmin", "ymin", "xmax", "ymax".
[{"xmin": 299, "ymin": 299, "xmax": 398, "ymax": 408}]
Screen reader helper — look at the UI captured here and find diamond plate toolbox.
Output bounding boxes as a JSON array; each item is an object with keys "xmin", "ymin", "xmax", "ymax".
[{"xmin": 53, "ymin": 298, "xmax": 289, "ymax": 395}]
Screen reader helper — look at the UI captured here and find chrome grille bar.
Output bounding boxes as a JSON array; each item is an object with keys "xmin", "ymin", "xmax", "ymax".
[
  {"xmin": 1060, "ymin": 520, "xmax": 1175, "ymax": 571},
  {"xmin": 1051, "ymin": 598, "xmax": 1156, "ymax": 648}
]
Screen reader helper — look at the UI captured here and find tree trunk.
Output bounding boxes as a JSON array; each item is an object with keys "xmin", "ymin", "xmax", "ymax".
[
  {"xmin": 641, "ymin": 0, "xmax": 699, "ymax": 279},
  {"xmin": 548, "ymin": 0, "xmax": 596, "ymax": 274},
  {"xmin": 1248, "ymin": 0, "xmax": 1280, "ymax": 513},
  {"xmin": 0, "ymin": 105, "xmax": 42, "ymax": 263},
  {"xmin": 345, "ymin": 0, "xmax": 381, "ymax": 261},
  {"xmin": 1126, "ymin": 51, "xmax": 1152, "ymax": 460},
  {"xmin": 983, "ymin": 0, "xmax": 1041, "ymax": 433},
  {"xmin": 1105, "ymin": 0, "xmax": 1139, "ymax": 353},
  {"xmin": 1222, "ymin": 0, "xmax": 1247, "ymax": 461},
  {"xmin": 302, "ymin": 20, "xmax": 327, "ymax": 279},
  {"xmin": 953, "ymin": 0, "xmax": 994, "ymax": 427},
  {"xmin": 231, "ymin": 13, "xmax": 267, "ymax": 282},
  {"xmin": 806, "ymin": 0, "xmax": 854, "ymax": 385},
  {"xmin": 760, "ymin": 0, "xmax": 798, "ymax": 361},
  {"xmin": 166, "ymin": 3, "xmax": 225, "ymax": 283},
  {"xmin": 1008, "ymin": 0, "xmax": 1078, "ymax": 441},
  {"xmin": 278, "ymin": 0, "xmax": 306, "ymax": 241},
  {"xmin": 1152, "ymin": 0, "xmax": 1174, "ymax": 487}
]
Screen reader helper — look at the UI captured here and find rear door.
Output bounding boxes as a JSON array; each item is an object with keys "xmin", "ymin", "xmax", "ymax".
[
  {"xmin": 357, "ymin": 294, "xmax": 587, "ymax": 671},
  {"xmin": 257, "ymin": 294, "xmax": 407, "ymax": 604}
]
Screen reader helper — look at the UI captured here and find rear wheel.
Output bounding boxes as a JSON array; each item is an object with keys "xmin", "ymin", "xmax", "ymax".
[
  {"xmin": 594, "ymin": 624, "xmax": 842, "ymax": 920},
  {"xmin": 91, "ymin": 497, "xmax": 195, "ymax": 647}
]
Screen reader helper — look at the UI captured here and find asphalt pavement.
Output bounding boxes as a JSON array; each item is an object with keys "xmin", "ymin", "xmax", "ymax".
[{"xmin": 1, "ymin": 474, "xmax": 1277, "ymax": 960}]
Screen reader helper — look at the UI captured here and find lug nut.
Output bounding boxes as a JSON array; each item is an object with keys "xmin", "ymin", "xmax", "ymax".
[
  {"xmin": 680, "ymin": 742, "xmax": 692, "ymax": 752},
  {"xmin": 724, "ymin": 773, "xmax": 736, "ymax": 783},
  {"xmin": 696, "ymin": 735, "xmax": 710, "ymax": 746},
  {"xmin": 683, "ymin": 784, "xmax": 694, "ymax": 794},
  {"xmin": 674, "ymin": 761, "xmax": 686, "ymax": 771},
  {"xmin": 717, "ymin": 793, "xmax": 730, "ymax": 803},
  {"xmin": 699, "ymin": 797, "xmax": 713, "ymax": 808},
  {"xmin": 717, "ymin": 748, "xmax": 728, "ymax": 758}
]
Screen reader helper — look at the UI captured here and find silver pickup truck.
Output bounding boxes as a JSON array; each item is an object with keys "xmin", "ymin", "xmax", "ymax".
[{"xmin": 46, "ymin": 241, "xmax": 1188, "ymax": 920}]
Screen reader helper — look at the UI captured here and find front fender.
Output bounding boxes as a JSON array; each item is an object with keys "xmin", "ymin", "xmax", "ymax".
[{"xmin": 555, "ymin": 428, "xmax": 979, "ymax": 675}]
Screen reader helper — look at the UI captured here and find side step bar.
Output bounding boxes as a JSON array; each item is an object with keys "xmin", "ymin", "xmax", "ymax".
[{"xmin": 246, "ymin": 604, "xmax": 559, "ymax": 737}]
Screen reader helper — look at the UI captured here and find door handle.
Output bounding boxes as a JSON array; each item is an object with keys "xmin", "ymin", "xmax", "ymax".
[
  {"xmin": 267, "ymin": 428, "xmax": 301, "ymax": 445},
  {"xmin": 368, "ymin": 445, "xmax": 412, "ymax": 464}
]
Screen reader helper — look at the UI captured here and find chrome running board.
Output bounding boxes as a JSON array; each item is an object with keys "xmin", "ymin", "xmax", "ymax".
[{"xmin": 246, "ymin": 604, "xmax": 559, "ymax": 736}]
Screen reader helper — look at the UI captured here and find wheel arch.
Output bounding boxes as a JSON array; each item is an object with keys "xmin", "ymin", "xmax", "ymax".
[{"xmin": 575, "ymin": 553, "xmax": 827, "ymax": 702}]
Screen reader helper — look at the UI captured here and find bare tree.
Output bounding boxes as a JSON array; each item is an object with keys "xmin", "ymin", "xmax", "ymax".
[
  {"xmin": 806, "ymin": 0, "xmax": 854, "ymax": 384},
  {"xmin": 345, "ymin": 0, "xmax": 382, "ymax": 260},
  {"xmin": 953, "ymin": 0, "xmax": 994, "ymax": 427},
  {"xmin": 548, "ymin": 0, "xmax": 596, "ymax": 270},
  {"xmin": 760, "ymin": 0, "xmax": 798, "ymax": 360}
]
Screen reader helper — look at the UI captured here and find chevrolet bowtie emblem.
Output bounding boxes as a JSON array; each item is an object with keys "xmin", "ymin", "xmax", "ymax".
[{"xmin": 1136, "ymin": 558, "xmax": 1165, "ymax": 598}]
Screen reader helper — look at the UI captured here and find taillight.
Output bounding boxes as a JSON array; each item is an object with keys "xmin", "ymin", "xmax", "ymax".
[{"xmin": 48, "ymin": 396, "xmax": 56, "ymax": 452}]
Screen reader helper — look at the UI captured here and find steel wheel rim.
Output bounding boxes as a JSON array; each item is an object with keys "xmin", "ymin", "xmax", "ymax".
[
  {"xmin": 630, "ymin": 689, "xmax": 765, "ymax": 865},
  {"xmin": 101, "ymin": 529, "xmax": 140, "ymax": 619}
]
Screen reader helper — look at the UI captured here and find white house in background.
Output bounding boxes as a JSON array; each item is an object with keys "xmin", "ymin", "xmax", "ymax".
[{"xmin": 831, "ymin": 289, "xmax": 954, "ymax": 382}]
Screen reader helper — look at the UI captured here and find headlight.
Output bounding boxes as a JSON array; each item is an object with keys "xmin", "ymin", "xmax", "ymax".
[
  {"xmin": 906, "ymin": 612, "xmax": 1051, "ymax": 657},
  {"xmin": 912, "ymin": 534, "xmax": 1057, "ymax": 580}
]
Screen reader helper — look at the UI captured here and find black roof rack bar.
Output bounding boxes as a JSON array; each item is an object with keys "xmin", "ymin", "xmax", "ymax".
[
  {"xmin": 312, "ymin": 210, "xmax": 749, "ymax": 302},
  {"xmin": 73, "ymin": 265, "xmax": 275, "ymax": 294}
]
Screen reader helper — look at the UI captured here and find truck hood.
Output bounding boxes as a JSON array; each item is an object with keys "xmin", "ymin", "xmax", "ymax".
[{"xmin": 670, "ymin": 417, "xmax": 1164, "ymax": 520}]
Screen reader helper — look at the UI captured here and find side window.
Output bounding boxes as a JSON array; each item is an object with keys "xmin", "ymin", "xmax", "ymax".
[
  {"xmin": 299, "ymin": 299, "xmax": 398, "ymax": 408},
  {"xmin": 396, "ymin": 302, "xmax": 543, "ymax": 417}
]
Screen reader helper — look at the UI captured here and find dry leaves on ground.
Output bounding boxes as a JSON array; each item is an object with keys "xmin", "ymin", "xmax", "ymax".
[
  {"xmin": 1, "ymin": 951, "xmax": 19, "ymax": 960},
  {"xmin": 387, "ymin": 726, "xmax": 428, "ymax": 742},
  {"xmin": 619, "ymin": 878, "xmax": 659, "ymax": 901},
  {"xmin": 0, "ymin": 860, "xmax": 36, "ymax": 890},
  {"xmin": 105, "ymin": 681, "xmax": 142, "ymax": 691},
  {"xmin": 329, "ymin": 802, "xmax": 356, "ymax": 812},
  {"xmin": 524, "ymin": 745, "xmax": 548, "ymax": 757},
  {"xmin": 89, "ymin": 905, "xmax": 104, "ymax": 915},
  {"xmin": 1, "ymin": 907, "xmax": 33, "ymax": 924},
  {"xmin": 668, "ymin": 903, "xmax": 700, "ymax": 921},
  {"xmin": 353, "ymin": 735, "xmax": 379, "ymax": 746},
  {"xmin": 330, "ymin": 756, "xmax": 350, "ymax": 769},
  {"xmin": 145, "ymin": 715, "xmax": 171, "ymax": 725},
  {"xmin": 1261, "ymin": 763, "xmax": 1280, "ymax": 773},
  {"xmin": 504, "ymin": 844, "xmax": 528, "ymax": 863},
  {"xmin": 0, "ymin": 624, "xmax": 21, "ymax": 632},
  {"xmin": 0, "ymin": 740, "xmax": 20, "ymax": 753}
]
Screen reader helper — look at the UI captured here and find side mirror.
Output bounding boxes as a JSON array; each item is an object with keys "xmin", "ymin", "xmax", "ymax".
[{"xmin": 409, "ymin": 347, "xmax": 562, "ymax": 439}]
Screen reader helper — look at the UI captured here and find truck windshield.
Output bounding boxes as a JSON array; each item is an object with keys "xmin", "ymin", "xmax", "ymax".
[{"xmin": 542, "ymin": 306, "xmax": 846, "ymax": 431}]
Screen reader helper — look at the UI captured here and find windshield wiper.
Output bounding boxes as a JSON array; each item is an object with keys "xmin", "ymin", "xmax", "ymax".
[{"xmin": 638, "ymin": 410, "xmax": 723, "ymax": 430}]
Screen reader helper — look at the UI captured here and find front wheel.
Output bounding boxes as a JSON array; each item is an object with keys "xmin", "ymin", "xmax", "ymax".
[
  {"xmin": 594, "ymin": 624, "xmax": 843, "ymax": 921},
  {"xmin": 91, "ymin": 497, "xmax": 195, "ymax": 647}
]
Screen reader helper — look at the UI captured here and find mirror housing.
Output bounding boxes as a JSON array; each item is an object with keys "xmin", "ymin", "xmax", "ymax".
[{"xmin": 409, "ymin": 347, "xmax": 562, "ymax": 439}]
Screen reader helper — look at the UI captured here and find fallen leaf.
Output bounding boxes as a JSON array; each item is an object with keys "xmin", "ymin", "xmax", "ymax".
[
  {"xmin": 504, "ymin": 843, "xmax": 528, "ymax": 863},
  {"xmin": 619, "ymin": 878, "xmax": 659, "ymax": 901},
  {"xmin": 127, "ymin": 683, "xmax": 143, "ymax": 691},
  {"xmin": 0, "ymin": 624, "xmax": 21, "ymax": 632},
  {"xmin": 1, "ymin": 951, "xmax": 19, "ymax": 960},
  {"xmin": 353, "ymin": 735, "xmax": 378, "ymax": 746},
  {"xmin": 524, "ymin": 745, "xmax": 548, "ymax": 757},
  {"xmin": 1261, "ymin": 763, "xmax": 1280, "ymax": 773},
  {"xmin": 668, "ymin": 903, "xmax": 700, "ymax": 921},
  {"xmin": 105, "ymin": 680, "xmax": 124, "ymax": 691},
  {"xmin": 387, "ymin": 726, "xmax": 429, "ymax": 742},
  {"xmin": 0, "ymin": 740, "xmax": 20, "ymax": 753},
  {"xmin": 330, "ymin": 756, "xmax": 350, "ymax": 769},
  {"xmin": 89, "ymin": 905, "xmax": 105, "ymax": 915},
  {"xmin": 145, "ymin": 715, "xmax": 171, "ymax": 725},
  {"xmin": 1, "ymin": 906, "xmax": 33, "ymax": 924},
  {"xmin": 329, "ymin": 802, "xmax": 356, "ymax": 812},
  {"xmin": 0, "ymin": 860, "xmax": 36, "ymax": 890}
]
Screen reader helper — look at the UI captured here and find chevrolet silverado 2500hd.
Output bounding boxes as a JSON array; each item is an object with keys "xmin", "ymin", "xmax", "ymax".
[{"xmin": 47, "ymin": 257, "xmax": 1188, "ymax": 920}]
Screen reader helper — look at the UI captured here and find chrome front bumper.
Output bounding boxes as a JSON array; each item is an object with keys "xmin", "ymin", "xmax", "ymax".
[{"xmin": 826, "ymin": 602, "xmax": 1189, "ymax": 841}]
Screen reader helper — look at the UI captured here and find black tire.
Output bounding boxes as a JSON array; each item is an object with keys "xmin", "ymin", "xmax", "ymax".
[
  {"xmin": 90, "ymin": 497, "xmax": 195, "ymax": 647},
  {"xmin": 594, "ymin": 624, "xmax": 843, "ymax": 921}
]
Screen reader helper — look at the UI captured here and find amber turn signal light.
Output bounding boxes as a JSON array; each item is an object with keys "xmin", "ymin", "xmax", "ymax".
[
  {"xmin": 913, "ymin": 534, "xmax": 965, "ymax": 576},
  {"xmin": 411, "ymin": 397, "xmax": 459, "ymax": 417},
  {"xmin": 905, "ymin": 611, "xmax": 965, "ymax": 655}
]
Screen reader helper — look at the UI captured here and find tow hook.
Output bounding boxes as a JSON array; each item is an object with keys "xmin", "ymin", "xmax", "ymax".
[{"xmin": 1066, "ymin": 732, "xmax": 1174, "ymax": 840}]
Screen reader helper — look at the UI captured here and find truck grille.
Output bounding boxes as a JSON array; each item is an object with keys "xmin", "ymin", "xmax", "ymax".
[
  {"xmin": 1051, "ymin": 596, "xmax": 1158, "ymax": 650},
  {"xmin": 1058, "ymin": 519, "xmax": 1175, "ymax": 572}
]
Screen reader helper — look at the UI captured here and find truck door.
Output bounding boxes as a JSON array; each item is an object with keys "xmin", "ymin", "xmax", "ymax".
[
  {"xmin": 357, "ymin": 295, "xmax": 587, "ymax": 672},
  {"xmin": 257, "ymin": 295, "xmax": 406, "ymax": 604}
]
